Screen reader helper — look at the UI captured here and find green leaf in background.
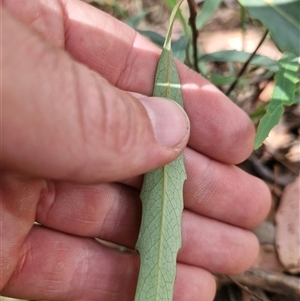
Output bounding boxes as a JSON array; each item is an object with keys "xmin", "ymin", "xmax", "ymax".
[
  {"xmin": 208, "ymin": 74, "xmax": 237, "ymax": 86},
  {"xmin": 134, "ymin": 1, "xmax": 186, "ymax": 301},
  {"xmin": 196, "ymin": 0, "xmax": 223, "ymax": 30},
  {"xmin": 239, "ymin": 0, "xmax": 300, "ymax": 56},
  {"xmin": 250, "ymin": 102, "xmax": 269, "ymax": 122},
  {"xmin": 295, "ymin": 84, "xmax": 300, "ymax": 104},
  {"xmin": 126, "ymin": 10, "xmax": 149, "ymax": 28},
  {"xmin": 200, "ymin": 50, "xmax": 279, "ymax": 72},
  {"xmin": 137, "ymin": 29, "xmax": 166, "ymax": 46},
  {"xmin": 138, "ymin": 31, "xmax": 188, "ymax": 63},
  {"xmin": 172, "ymin": 35, "xmax": 189, "ymax": 62},
  {"xmin": 254, "ymin": 52, "xmax": 299, "ymax": 149}
]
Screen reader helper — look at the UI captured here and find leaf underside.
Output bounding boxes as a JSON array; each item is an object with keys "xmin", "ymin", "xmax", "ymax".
[{"xmin": 134, "ymin": 1, "xmax": 186, "ymax": 301}]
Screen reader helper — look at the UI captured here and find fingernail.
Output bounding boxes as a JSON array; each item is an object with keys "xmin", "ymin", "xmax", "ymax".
[{"xmin": 139, "ymin": 97, "xmax": 190, "ymax": 148}]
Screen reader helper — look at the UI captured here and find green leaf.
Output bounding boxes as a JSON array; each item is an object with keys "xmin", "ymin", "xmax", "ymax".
[
  {"xmin": 196, "ymin": 0, "xmax": 224, "ymax": 30},
  {"xmin": 135, "ymin": 1, "xmax": 186, "ymax": 301},
  {"xmin": 126, "ymin": 11, "xmax": 149, "ymax": 28},
  {"xmin": 254, "ymin": 52, "xmax": 299, "ymax": 149},
  {"xmin": 137, "ymin": 31, "xmax": 188, "ymax": 62},
  {"xmin": 137, "ymin": 29, "xmax": 166, "ymax": 46},
  {"xmin": 200, "ymin": 50, "xmax": 279, "ymax": 72},
  {"xmin": 272, "ymin": 53, "xmax": 299, "ymax": 106},
  {"xmin": 172, "ymin": 36, "xmax": 189, "ymax": 62},
  {"xmin": 250, "ymin": 102, "xmax": 269, "ymax": 122},
  {"xmin": 239, "ymin": 0, "xmax": 300, "ymax": 56},
  {"xmin": 208, "ymin": 74, "xmax": 237, "ymax": 86},
  {"xmin": 295, "ymin": 84, "xmax": 300, "ymax": 104}
]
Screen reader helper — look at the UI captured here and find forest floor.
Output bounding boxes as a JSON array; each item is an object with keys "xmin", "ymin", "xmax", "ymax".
[{"xmin": 2, "ymin": 1, "xmax": 299, "ymax": 301}]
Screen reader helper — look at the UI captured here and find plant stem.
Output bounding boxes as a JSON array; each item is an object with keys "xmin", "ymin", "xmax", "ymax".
[
  {"xmin": 226, "ymin": 29, "xmax": 269, "ymax": 96},
  {"xmin": 187, "ymin": 0, "xmax": 200, "ymax": 73}
]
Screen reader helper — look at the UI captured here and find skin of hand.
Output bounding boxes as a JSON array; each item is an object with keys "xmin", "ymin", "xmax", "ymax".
[{"xmin": 1, "ymin": 0, "xmax": 271, "ymax": 300}]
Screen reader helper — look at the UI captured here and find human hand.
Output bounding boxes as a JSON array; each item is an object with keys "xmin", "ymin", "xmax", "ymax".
[{"xmin": 1, "ymin": 1, "xmax": 271, "ymax": 300}]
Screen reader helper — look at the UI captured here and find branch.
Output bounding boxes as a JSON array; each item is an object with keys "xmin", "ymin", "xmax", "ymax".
[
  {"xmin": 227, "ymin": 275, "xmax": 268, "ymax": 301},
  {"xmin": 226, "ymin": 29, "xmax": 269, "ymax": 96},
  {"xmin": 186, "ymin": 0, "xmax": 200, "ymax": 72},
  {"xmin": 217, "ymin": 268, "xmax": 300, "ymax": 298}
]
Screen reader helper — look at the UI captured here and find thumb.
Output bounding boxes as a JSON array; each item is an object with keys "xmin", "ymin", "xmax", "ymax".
[{"xmin": 2, "ymin": 9, "xmax": 190, "ymax": 183}]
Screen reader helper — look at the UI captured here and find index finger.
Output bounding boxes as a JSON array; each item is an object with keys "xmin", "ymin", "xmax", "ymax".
[{"xmin": 5, "ymin": 0, "xmax": 255, "ymax": 164}]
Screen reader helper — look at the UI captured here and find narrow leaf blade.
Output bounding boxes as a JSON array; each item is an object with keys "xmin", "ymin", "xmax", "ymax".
[
  {"xmin": 153, "ymin": 47, "xmax": 183, "ymax": 105},
  {"xmin": 196, "ymin": 0, "xmax": 223, "ymax": 31},
  {"xmin": 254, "ymin": 52, "xmax": 299, "ymax": 149},
  {"xmin": 200, "ymin": 50, "xmax": 279, "ymax": 72},
  {"xmin": 239, "ymin": 0, "xmax": 300, "ymax": 55},
  {"xmin": 135, "ymin": 2, "xmax": 186, "ymax": 300},
  {"xmin": 137, "ymin": 29, "xmax": 166, "ymax": 47},
  {"xmin": 135, "ymin": 155, "xmax": 186, "ymax": 301},
  {"xmin": 172, "ymin": 36, "xmax": 189, "ymax": 62}
]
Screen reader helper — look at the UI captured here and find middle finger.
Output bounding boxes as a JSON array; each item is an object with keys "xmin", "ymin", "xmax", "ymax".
[
  {"xmin": 35, "ymin": 151, "xmax": 266, "ymax": 274},
  {"xmin": 37, "ymin": 147, "xmax": 270, "ymax": 238}
]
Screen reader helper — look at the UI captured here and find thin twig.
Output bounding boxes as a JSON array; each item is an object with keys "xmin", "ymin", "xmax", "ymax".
[
  {"xmin": 227, "ymin": 275, "xmax": 268, "ymax": 301},
  {"xmin": 187, "ymin": 0, "xmax": 200, "ymax": 72},
  {"xmin": 218, "ymin": 268, "xmax": 300, "ymax": 298},
  {"xmin": 226, "ymin": 29, "xmax": 269, "ymax": 96},
  {"xmin": 246, "ymin": 154, "xmax": 292, "ymax": 187}
]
